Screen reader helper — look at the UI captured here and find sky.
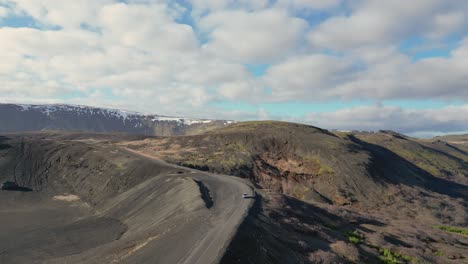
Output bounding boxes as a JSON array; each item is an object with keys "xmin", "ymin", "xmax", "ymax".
[{"xmin": 0, "ymin": 0, "xmax": 467, "ymax": 137}]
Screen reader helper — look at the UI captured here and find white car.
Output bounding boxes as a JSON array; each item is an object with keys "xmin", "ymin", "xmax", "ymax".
[{"xmin": 242, "ymin": 193, "xmax": 248, "ymax": 198}]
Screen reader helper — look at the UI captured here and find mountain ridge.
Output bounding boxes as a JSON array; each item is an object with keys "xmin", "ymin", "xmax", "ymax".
[{"xmin": 0, "ymin": 103, "xmax": 234, "ymax": 136}]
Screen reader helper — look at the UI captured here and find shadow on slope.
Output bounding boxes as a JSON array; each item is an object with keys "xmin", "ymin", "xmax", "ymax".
[
  {"xmin": 221, "ymin": 194, "xmax": 386, "ymax": 264},
  {"xmin": 348, "ymin": 135, "xmax": 468, "ymax": 200},
  {"xmin": 353, "ymin": 132, "xmax": 468, "ymax": 185}
]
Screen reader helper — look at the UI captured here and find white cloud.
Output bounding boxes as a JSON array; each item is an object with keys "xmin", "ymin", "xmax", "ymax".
[
  {"xmin": 275, "ymin": 0, "xmax": 341, "ymax": 10},
  {"xmin": 98, "ymin": 3, "xmax": 198, "ymax": 53},
  {"xmin": 6, "ymin": 0, "xmax": 113, "ymax": 28},
  {"xmin": 0, "ymin": 2, "xmax": 201, "ymax": 115},
  {"xmin": 199, "ymin": 9, "xmax": 308, "ymax": 63},
  {"xmin": 0, "ymin": 6, "xmax": 10, "ymax": 17},
  {"xmin": 189, "ymin": 0, "xmax": 269, "ymax": 17},
  {"xmin": 303, "ymin": 104, "xmax": 468, "ymax": 135},
  {"xmin": 259, "ymin": 37, "xmax": 468, "ymax": 102},
  {"xmin": 429, "ymin": 11, "xmax": 465, "ymax": 39},
  {"xmin": 0, "ymin": 0, "xmax": 467, "ymax": 135},
  {"xmin": 189, "ymin": 0, "xmax": 341, "ymax": 14},
  {"xmin": 308, "ymin": 0, "xmax": 468, "ymax": 50},
  {"xmin": 262, "ymin": 54, "xmax": 355, "ymax": 101},
  {"xmin": 218, "ymin": 79, "xmax": 264, "ymax": 100}
]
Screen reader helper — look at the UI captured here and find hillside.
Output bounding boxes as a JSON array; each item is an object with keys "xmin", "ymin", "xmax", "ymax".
[
  {"xmin": 433, "ymin": 134, "xmax": 468, "ymax": 144},
  {"xmin": 0, "ymin": 133, "xmax": 252, "ymax": 263},
  {"xmin": 120, "ymin": 121, "xmax": 468, "ymax": 263},
  {"xmin": 122, "ymin": 121, "xmax": 375, "ymax": 205},
  {"xmin": 1, "ymin": 122, "xmax": 466, "ymax": 263},
  {"xmin": 430, "ymin": 134, "xmax": 468, "ymax": 153},
  {"xmin": 0, "ymin": 103, "xmax": 232, "ymax": 136},
  {"xmin": 349, "ymin": 131, "xmax": 468, "ymax": 185},
  {"xmin": 122, "ymin": 121, "xmax": 467, "ymax": 205}
]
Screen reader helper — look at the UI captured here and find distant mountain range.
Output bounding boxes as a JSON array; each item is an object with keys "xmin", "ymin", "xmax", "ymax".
[{"xmin": 0, "ymin": 103, "xmax": 233, "ymax": 136}]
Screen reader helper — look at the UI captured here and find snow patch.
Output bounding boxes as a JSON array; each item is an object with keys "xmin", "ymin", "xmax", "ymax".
[
  {"xmin": 151, "ymin": 116, "xmax": 214, "ymax": 125},
  {"xmin": 14, "ymin": 103, "xmax": 230, "ymax": 126}
]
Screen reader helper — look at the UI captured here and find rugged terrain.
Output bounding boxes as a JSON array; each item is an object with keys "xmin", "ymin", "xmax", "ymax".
[
  {"xmin": 0, "ymin": 133, "xmax": 252, "ymax": 264},
  {"xmin": 0, "ymin": 120, "xmax": 466, "ymax": 263},
  {"xmin": 0, "ymin": 103, "xmax": 232, "ymax": 136},
  {"xmin": 121, "ymin": 121, "xmax": 468, "ymax": 263}
]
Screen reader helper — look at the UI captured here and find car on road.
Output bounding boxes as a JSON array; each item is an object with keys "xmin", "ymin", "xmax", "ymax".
[
  {"xmin": 242, "ymin": 193, "xmax": 248, "ymax": 198},
  {"xmin": 1, "ymin": 181, "xmax": 32, "ymax": 192},
  {"xmin": 1, "ymin": 181, "xmax": 17, "ymax": 190}
]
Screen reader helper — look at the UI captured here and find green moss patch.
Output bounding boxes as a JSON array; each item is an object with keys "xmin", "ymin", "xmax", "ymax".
[
  {"xmin": 434, "ymin": 225, "xmax": 468, "ymax": 236},
  {"xmin": 344, "ymin": 231, "xmax": 418, "ymax": 263},
  {"xmin": 344, "ymin": 230, "xmax": 364, "ymax": 244}
]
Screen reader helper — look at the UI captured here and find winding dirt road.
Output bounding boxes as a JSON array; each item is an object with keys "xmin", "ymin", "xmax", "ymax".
[
  {"xmin": 122, "ymin": 147, "xmax": 255, "ymax": 264},
  {"xmin": 0, "ymin": 137, "xmax": 254, "ymax": 264}
]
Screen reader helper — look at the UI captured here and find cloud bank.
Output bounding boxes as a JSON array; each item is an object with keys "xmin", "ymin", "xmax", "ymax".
[{"xmin": 0, "ymin": 0, "xmax": 467, "ymax": 136}]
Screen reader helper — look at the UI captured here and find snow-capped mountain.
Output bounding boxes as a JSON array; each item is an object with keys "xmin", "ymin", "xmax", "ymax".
[{"xmin": 0, "ymin": 103, "xmax": 234, "ymax": 136}]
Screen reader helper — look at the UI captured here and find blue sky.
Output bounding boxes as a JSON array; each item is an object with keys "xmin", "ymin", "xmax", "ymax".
[
  {"xmin": 0, "ymin": 0, "xmax": 467, "ymax": 137},
  {"xmin": 399, "ymin": 35, "xmax": 462, "ymax": 61}
]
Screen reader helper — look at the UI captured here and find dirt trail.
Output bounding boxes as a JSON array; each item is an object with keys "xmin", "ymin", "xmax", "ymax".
[{"xmin": 121, "ymin": 147, "xmax": 255, "ymax": 264}]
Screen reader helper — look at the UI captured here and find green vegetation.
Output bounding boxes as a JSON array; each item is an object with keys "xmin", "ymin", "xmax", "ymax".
[
  {"xmin": 345, "ymin": 232, "xmax": 417, "ymax": 264},
  {"xmin": 318, "ymin": 164, "xmax": 334, "ymax": 175},
  {"xmin": 114, "ymin": 161, "xmax": 126, "ymax": 170},
  {"xmin": 292, "ymin": 185, "xmax": 310, "ymax": 201},
  {"xmin": 379, "ymin": 248, "xmax": 400, "ymax": 264},
  {"xmin": 434, "ymin": 251, "xmax": 444, "ymax": 257},
  {"xmin": 304, "ymin": 154, "xmax": 334, "ymax": 175},
  {"xmin": 179, "ymin": 149, "xmax": 252, "ymax": 175},
  {"xmin": 377, "ymin": 248, "xmax": 419, "ymax": 264},
  {"xmin": 225, "ymin": 142, "xmax": 247, "ymax": 152},
  {"xmin": 370, "ymin": 246, "xmax": 418, "ymax": 264},
  {"xmin": 434, "ymin": 225, "xmax": 468, "ymax": 236},
  {"xmin": 401, "ymin": 255, "xmax": 416, "ymax": 262},
  {"xmin": 344, "ymin": 230, "xmax": 364, "ymax": 244},
  {"xmin": 215, "ymin": 120, "xmax": 294, "ymax": 133}
]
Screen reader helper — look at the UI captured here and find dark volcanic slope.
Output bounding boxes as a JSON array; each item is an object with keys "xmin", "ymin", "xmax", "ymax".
[
  {"xmin": 352, "ymin": 131, "xmax": 468, "ymax": 185},
  {"xmin": 122, "ymin": 121, "xmax": 468, "ymax": 263},
  {"xmin": 0, "ymin": 134, "xmax": 252, "ymax": 264},
  {"xmin": 0, "ymin": 103, "xmax": 230, "ymax": 136}
]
